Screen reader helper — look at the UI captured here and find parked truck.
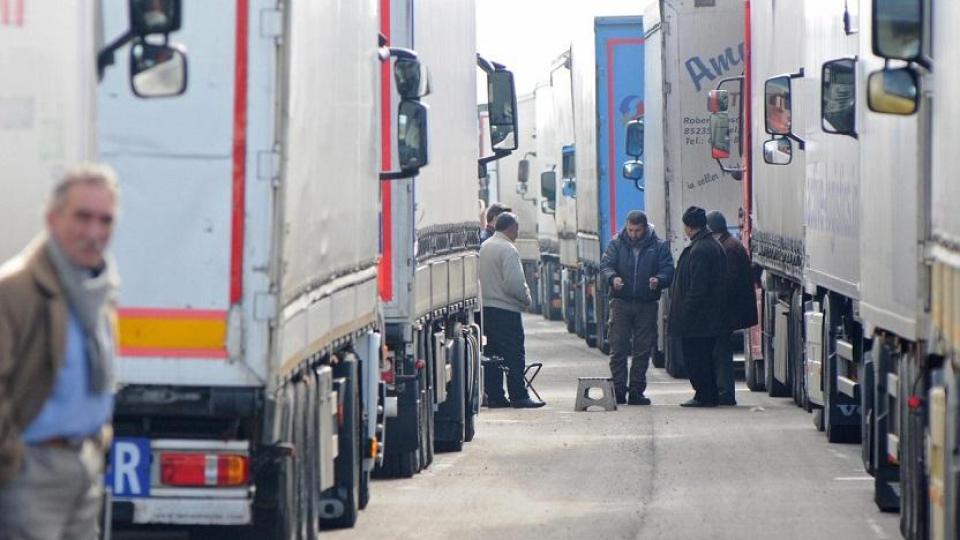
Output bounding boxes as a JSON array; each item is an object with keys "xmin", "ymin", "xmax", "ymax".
[
  {"xmin": 863, "ymin": 0, "xmax": 957, "ymax": 537},
  {"xmin": 97, "ymin": 0, "xmax": 414, "ymax": 533},
  {"xmin": 495, "ymin": 93, "xmax": 547, "ymax": 315},
  {"xmin": 645, "ymin": 0, "xmax": 744, "ymax": 375},
  {"xmin": 378, "ymin": 0, "xmax": 517, "ymax": 478},
  {"xmin": 0, "ymin": 0, "xmax": 186, "ymax": 260},
  {"xmin": 549, "ymin": 16, "xmax": 647, "ymax": 353}
]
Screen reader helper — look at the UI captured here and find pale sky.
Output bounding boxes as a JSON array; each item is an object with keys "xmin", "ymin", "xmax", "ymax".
[{"xmin": 477, "ymin": 0, "xmax": 656, "ymax": 95}]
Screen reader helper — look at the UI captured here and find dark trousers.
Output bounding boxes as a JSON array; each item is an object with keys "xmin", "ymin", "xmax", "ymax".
[
  {"xmin": 608, "ymin": 298, "xmax": 658, "ymax": 396},
  {"xmin": 683, "ymin": 336, "xmax": 719, "ymax": 405},
  {"xmin": 714, "ymin": 331, "xmax": 736, "ymax": 403},
  {"xmin": 482, "ymin": 307, "xmax": 528, "ymax": 401}
]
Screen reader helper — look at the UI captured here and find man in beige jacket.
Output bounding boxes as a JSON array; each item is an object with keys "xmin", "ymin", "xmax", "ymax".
[
  {"xmin": 479, "ymin": 213, "xmax": 544, "ymax": 409},
  {"xmin": 0, "ymin": 164, "xmax": 120, "ymax": 540}
]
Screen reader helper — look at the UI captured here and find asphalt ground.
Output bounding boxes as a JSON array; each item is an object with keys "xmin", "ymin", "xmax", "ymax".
[{"xmin": 331, "ymin": 314, "xmax": 902, "ymax": 540}]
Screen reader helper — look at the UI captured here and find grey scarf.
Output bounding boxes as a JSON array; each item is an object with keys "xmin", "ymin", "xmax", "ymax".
[{"xmin": 45, "ymin": 238, "xmax": 119, "ymax": 394}]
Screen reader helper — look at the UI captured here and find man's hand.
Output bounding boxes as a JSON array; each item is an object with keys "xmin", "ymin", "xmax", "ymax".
[
  {"xmin": 649, "ymin": 277, "xmax": 659, "ymax": 291},
  {"xmin": 612, "ymin": 277, "xmax": 625, "ymax": 291}
]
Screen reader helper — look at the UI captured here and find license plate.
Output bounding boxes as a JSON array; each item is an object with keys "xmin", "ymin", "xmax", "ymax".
[{"xmin": 105, "ymin": 437, "xmax": 151, "ymax": 498}]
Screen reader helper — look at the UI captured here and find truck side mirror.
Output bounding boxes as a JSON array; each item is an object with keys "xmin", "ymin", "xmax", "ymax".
[
  {"xmin": 518, "ymin": 159, "xmax": 530, "ymax": 184},
  {"xmin": 398, "ymin": 100, "xmax": 429, "ymax": 172},
  {"xmin": 821, "ymin": 58, "xmax": 857, "ymax": 136},
  {"xmin": 763, "ymin": 138, "xmax": 792, "ymax": 166},
  {"xmin": 622, "ymin": 160, "xmax": 643, "ymax": 182},
  {"xmin": 561, "ymin": 145, "xmax": 575, "ymax": 180},
  {"xmin": 707, "ymin": 90, "xmax": 729, "ymax": 113},
  {"xmin": 395, "ymin": 58, "xmax": 431, "ymax": 99},
  {"xmin": 867, "ymin": 68, "xmax": 919, "ymax": 115},
  {"xmin": 540, "ymin": 170, "xmax": 557, "ymax": 213},
  {"xmin": 873, "ymin": 0, "xmax": 923, "ymax": 61},
  {"xmin": 488, "ymin": 70, "xmax": 519, "ymax": 151},
  {"xmin": 625, "ymin": 119, "xmax": 644, "ymax": 157},
  {"xmin": 129, "ymin": 41, "xmax": 188, "ymax": 98},
  {"xmin": 764, "ymin": 76, "xmax": 793, "ymax": 136},
  {"xmin": 710, "ymin": 113, "xmax": 731, "ymax": 159},
  {"xmin": 129, "ymin": 0, "xmax": 182, "ymax": 36}
]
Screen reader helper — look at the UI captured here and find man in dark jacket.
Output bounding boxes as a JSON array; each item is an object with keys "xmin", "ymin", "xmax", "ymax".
[
  {"xmin": 669, "ymin": 206, "xmax": 727, "ymax": 407},
  {"xmin": 707, "ymin": 211, "xmax": 758, "ymax": 406},
  {"xmin": 599, "ymin": 211, "xmax": 674, "ymax": 405},
  {"xmin": 480, "ymin": 202, "xmax": 511, "ymax": 244}
]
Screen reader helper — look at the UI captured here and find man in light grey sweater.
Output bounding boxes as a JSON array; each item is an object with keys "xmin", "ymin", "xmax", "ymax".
[{"xmin": 479, "ymin": 213, "xmax": 545, "ymax": 408}]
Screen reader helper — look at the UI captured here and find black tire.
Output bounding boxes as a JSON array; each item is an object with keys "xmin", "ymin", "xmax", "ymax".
[
  {"xmin": 358, "ymin": 468, "xmax": 370, "ymax": 511},
  {"xmin": 320, "ymin": 360, "xmax": 361, "ymax": 529},
  {"xmin": 790, "ymin": 290, "xmax": 806, "ymax": 407},
  {"xmin": 435, "ymin": 333, "xmax": 466, "ymax": 453},
  {"xmin": 246, "ymin": 388, "xmax": 295, "ymax": 540}
]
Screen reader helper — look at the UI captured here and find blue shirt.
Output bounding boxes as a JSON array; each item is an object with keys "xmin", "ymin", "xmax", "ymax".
[{"xmin": 22, "ymin": 310, "xmax": 114, "ymax": 443}]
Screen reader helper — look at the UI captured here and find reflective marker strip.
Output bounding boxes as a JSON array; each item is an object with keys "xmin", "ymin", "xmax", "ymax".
[{"xmin": 118, "ymin": 308, "xmax": 228, "ymax": 358}]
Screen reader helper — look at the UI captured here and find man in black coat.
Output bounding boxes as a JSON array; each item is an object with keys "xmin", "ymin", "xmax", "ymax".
[
  {"xmin": 708, "ymin": 211, "xmax": 759, "ymax": 406},
  {"xmin": 669, "ymin": 206, "xmax": 727, "ymax": 407},
  {"xmin": 599, "ymin": 211, "xmax": 675, "ymax": 405}
]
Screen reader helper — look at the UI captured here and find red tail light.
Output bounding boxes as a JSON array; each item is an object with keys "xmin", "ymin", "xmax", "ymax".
[{"xmin": 160, "ymin": 453, "xmax": 250, "ymax": 487}]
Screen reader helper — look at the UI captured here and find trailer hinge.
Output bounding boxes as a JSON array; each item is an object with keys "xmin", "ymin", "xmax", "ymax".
[
  {"xmin": 258, "ymin": 150, "xmax": 281, "ymax": 185},
  {"xmin": 260, "ymin": 7, "xmax": 283, "ymax": 39},
  {"xmin": 254, "ymin": 292, "xmax": 278, "ymax": 322},
  {"xmin": 664, "ymin": 81, "xmax": 671, "ymax": 94}
]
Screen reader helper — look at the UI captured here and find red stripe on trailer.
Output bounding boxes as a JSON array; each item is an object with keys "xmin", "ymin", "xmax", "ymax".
[
  {"xmin": 1, "ymin": 0, "xmax": 9, "ymax": 26},
  {"xmin": 229, "ymin": 0, "xmax": 249, "ymax": 305},
  {"xmin": 606, "ymin": 38, "xmax": 644, "ymax": 239},
  {"xmin": 14, "ymin": 0, "xmax": 21, "ymax": 25},
  {"xmin": 378, "ymin": 0, "xmax": 393, "ymax": 301}
]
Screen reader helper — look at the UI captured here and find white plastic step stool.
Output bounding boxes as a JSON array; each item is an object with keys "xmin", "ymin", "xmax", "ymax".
[{"xmin": 574, "ymin": 377, "xmax": 618, "ymax": 412}]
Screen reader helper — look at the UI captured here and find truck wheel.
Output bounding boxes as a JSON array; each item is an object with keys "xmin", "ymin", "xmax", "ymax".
[
  {"xmin": 790, "ymin": 290, "xmax": 806, "ymax": 407},
  {"xmin": 320, "ymin": 359, "xmax": 361, "ymax": 529},
  {"xmin": 435, "ymin": 332, "xmax": 466, "ymax": 453}
]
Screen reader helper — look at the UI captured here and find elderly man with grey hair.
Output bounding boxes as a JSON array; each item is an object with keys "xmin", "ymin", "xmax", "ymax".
[
  {"xmin": 479, "ymin": 212, "xmax": 544, "ymax": 408},
  {"xmin": 0, "ymin": 163, "xmax": 120, "ymax": 539}
]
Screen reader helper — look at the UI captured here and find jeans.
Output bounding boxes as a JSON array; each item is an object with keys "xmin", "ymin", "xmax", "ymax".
[
  {"xmin": 482, "ymin": 307, "xmax": 528, "ymax": 401},
  {"xmin": 607, "ymin": 298, "xmax": 659, "ymax": 396}
]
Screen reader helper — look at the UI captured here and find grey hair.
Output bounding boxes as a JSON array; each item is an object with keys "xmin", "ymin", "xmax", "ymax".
[
  {"xmin": 48, "ymin": 162, "xmax": 120, "ymax": 212},
  {"xmin": 494, "ymin": 211, "xmax": 519, "ymax": 232}
]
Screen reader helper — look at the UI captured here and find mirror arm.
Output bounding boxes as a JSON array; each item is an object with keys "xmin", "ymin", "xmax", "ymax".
[
  {"xmin": 97, "ymin": 29, "xmax": 135, "ymax": 80},
  {"xmin": 476, "ymin": 54, "xmax": 495, "ymax": 74},
  {"xmin": 714, "ymin": 159, "xmax": 743, "ymax": 181},
  {"xmin": 389, "ymin": 47, "xmax": 419, "ymax": 60},
  {"xmin": 785, "ymin": 133, "xmax": 806, "ymax": 151},
  {"xmin": 478, "ymin": 149, "xmax": 512, "ymax": 168},
  {"xmin": 380, "ymin": 169, "xmax": 419, "ymax": 181}
]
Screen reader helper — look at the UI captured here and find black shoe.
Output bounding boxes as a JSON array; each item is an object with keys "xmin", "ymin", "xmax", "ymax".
[
  {"xmin": 718, "ymin": 397, "xmax": 737, "ymax": 406},
  {"xmin": 628, "ymin": 392, "xmax": 651, "ymax": 406},
  {"xmin": 615, "ymin": 392, "xmax": 627, "ymax": 405},
  {"xmin": 680, "ymin": 398, "xmax": 717, "ymax": 408},
  {"xmin": 486, "ymin": 397, "xmax": 511, "ymax": 409},
  {"xmin": 510, "ymin": 397, "xmax": 546, "ymax": 409}
]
